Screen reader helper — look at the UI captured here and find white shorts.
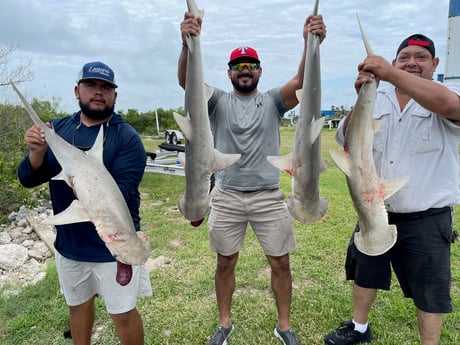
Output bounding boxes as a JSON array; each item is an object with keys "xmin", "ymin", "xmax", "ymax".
[{"xmin": 55, "ymin": 250, "xmax": 152, "ymax": 314}]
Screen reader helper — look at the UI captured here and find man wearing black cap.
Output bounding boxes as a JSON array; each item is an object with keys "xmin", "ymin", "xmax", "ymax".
[
  {"xmin": 324, "ymin": 34, "xmax": 460, "ymax": 345},
  {"xmin": 18, "ymin": 61, "xmax": 152, "ymax": 345},
  {"xmin": 178, "ymin": 9, "xmax": 326, "ymax": 345}
]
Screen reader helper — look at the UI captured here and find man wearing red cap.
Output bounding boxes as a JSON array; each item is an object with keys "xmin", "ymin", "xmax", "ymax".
[
  {"xmin": 178, "ymin": 9, "xmax": 326, "ymax": 345},
  {"xmin": 324, "ymin": 34, "xmax": 460, "ymax": 345}
]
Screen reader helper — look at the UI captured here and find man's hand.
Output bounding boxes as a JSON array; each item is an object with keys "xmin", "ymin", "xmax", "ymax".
[
  {"xmin": 304, "ymin": 14, "xmax": 327, "ymax": 43},
  {"xmin": 180, "ymin": 11, "xmax": 203, "ymax": 46}
]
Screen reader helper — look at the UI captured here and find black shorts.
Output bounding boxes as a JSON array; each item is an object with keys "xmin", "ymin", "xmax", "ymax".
[{"xmin": 345, "ymin": 207, "xmax": 453, "ymax": 313}]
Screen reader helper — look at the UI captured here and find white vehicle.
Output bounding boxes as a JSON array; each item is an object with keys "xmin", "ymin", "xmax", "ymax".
[{"xmin": 164, "ymin": 130, "xmax": 184, "ymax": 145}]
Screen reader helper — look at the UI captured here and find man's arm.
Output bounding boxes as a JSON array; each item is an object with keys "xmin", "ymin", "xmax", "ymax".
[
  {"xmin": 178, "ymin": 12, "xmax": 203, "ymax": 89},
  {"xmin": 280, "ymin": 14, "xmax": 326, "ymax": 110},
  {"xmin": 358, "ymin": 55, "xmax": 460, "ymax": 123},
  {"xmin": 18, "ymin": 123, "xmax": 52, "ymax": 188},
  {"xmin": 387, "ymin": 69, "xmax": 460, "ymax": 123}
]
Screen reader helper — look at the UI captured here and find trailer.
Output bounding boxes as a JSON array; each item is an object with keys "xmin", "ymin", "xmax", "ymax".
[{"xmin": 145, "ymin": 143, "xmax": 185, "ymax": 176}]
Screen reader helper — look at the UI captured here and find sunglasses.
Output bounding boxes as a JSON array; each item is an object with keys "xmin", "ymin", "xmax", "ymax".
[{"xmin": 229, "ymin": 62, "xmax": 260, "ymax": 72}]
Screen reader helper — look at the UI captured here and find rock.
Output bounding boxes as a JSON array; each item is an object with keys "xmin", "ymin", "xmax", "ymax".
[
  {"xmin": 0, "ymin": 201, "xmax": 54, "ymax": 294},
  {"xmin": 0, "ymin": 244, "xmax": 28, "ymax": 271},
  {"xmin": 0, "ymin": 232, "xmax": 11, "ymax": 244}
]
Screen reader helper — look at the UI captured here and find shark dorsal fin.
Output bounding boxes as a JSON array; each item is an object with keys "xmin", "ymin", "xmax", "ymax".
[{"xmin": 86, "ymin": 124, "xmax": 105, "ymax": 163}]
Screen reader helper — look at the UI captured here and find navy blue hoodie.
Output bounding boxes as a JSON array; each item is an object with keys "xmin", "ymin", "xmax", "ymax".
[{"xmin": 18, "ymin": 112, "xmax": 146, "ymax": 262}]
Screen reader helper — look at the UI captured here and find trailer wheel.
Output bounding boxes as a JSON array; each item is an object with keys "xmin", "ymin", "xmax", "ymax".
[
  {"xmin": 165, "ymin": 132, "xmax": 171, "ymax": 144},
  {"xmin": 171, "ymin": 132, "xmax": 178, "ymax": 145}
]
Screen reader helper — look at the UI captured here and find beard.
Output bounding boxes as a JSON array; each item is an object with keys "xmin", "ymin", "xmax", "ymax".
[
  {"xmin": 79, "ymin": 100, "xmax": 114, "ymax": 120},
  {"xmin": 231, "ymin": 74, "xmax": 259, "ymax": 93}
]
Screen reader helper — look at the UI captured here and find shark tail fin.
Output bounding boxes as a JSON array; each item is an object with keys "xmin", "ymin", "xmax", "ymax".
[{"xmin": 10, "ymin": 80, "xmax": 45, "ymax": 127}]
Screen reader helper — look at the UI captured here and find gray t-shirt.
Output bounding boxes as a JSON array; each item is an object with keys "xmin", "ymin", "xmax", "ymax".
[{"xmin": 208, "ymin": 87, "xmax": 288, "ymax": 191}]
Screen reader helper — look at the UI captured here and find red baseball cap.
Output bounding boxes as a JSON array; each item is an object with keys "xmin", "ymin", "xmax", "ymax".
[{"xmin": 228, "ymin": 46, "xmax": 260, "ymax": 65}]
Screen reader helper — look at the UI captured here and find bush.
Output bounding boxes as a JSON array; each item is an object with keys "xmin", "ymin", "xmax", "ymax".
[{"xmin": 0, "ymin": 100, "xmax": 60, "ymax": 222}]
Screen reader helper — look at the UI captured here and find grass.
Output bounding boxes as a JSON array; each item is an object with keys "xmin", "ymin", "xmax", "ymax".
[{"xmin": 0, "ymin": 127, "xmax": 459, "ymax": 344}]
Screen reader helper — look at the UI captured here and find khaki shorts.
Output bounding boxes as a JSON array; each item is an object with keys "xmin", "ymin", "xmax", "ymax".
[
  {"xmin": 208, "ymin": 187, "xmax": 296, "ymax": 256},
  {"xmin": 55, "ymin": 250, "xmax": 152, "ymax": 314}
]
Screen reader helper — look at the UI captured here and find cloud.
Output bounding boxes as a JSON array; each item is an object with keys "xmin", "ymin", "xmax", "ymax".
[{"xmin": 0, "ymin": 0, "xmax": 452, "ymax": 114}]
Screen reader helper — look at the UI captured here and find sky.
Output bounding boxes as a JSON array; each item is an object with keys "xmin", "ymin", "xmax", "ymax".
[{"xmin": 0, "ymin": 0, "xmax": 453, "ymax": 115}]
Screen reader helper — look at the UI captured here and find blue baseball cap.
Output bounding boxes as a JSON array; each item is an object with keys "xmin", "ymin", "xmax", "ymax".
[{"xmin": 77, "ymin": 61, "xmax": 117, "ymax": 88}]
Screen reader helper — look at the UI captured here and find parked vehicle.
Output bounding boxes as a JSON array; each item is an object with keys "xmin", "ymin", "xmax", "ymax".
[{"xmin": 164, "ymin": 130, "xmax": 184, "ymax": 145}]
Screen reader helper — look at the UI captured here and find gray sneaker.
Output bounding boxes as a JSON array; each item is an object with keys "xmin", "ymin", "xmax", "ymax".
[
  {"xmin": 274, "ymin": 326, "xmax": 301, "ymax": 345},
  {"xmin": 207, "ymin": 325, "xmax": 234, "ymax": 345}
]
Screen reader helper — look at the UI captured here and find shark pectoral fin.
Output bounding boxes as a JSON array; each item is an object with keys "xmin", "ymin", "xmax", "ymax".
[
  {"xmin": 381, "ymin": 176, "xmax": 409, "ymax": 200},
  {"xmin": 43, "ymin": 199, "xmax": 91, "ymax": 225},
  {"xmin": 51, "ymin": 170, "xmax": 72, "ymax": 187},
  {"xmin": 205, "ymin": 85, "xmax": 214, "ymax": 101},
  {"xmin": 309, "ymin": 117, "xmax": 325, "ymax": 145},
  {"xmin": 295, "ymin": 89, "xmax": 302, "ymax": 103},
  {"xmin": 173, "ymin": 112, "xmax": 192, "ymax": 140},
  {"xmin": 212, "ymin": 149, "xmax": 241, "ymax": 172},
  {"xmin": 86, "ymin": 125, "xmax": 104, "ymax": 162},
  {"xmin": 267, "ymin": 153, "xmax": 294, "ymax": 176},
  {"xmin": 329, "ymin": 150, "xmax": 351, "ymax": 176}
]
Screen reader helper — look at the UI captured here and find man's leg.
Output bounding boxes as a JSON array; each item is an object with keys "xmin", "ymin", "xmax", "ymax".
[
  {"xmin": 69, "ymin": 296, "xmax": 96, "ymax": 345},
  {"xmin": 417, "ymin": 309, "xmax": 442, "ymax": 345},
  {"xmin": 111, "ymin": 308, "xmax": 145, "ymax": 345},
  {"xmin": 267, "ymin": 254, "xmax": 292, "ymax": 331},
  {"xmin": 352, "ymin": 284, "xmax": 376, "ymax": 324},
  {"xmin": 215, "ymin": 253, "xmax": 239, "ymax": 327},
  {"xmin": 324, "ymin": 284, "xmax": 376, "ymax": 345}
]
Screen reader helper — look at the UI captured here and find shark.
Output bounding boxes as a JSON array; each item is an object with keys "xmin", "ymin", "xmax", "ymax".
[
  {"xmin": 328, "ymin": 15, "xmax": 409, "ymax": 256},
  {"xmin": 11, "ymin": 80, "xmax": 152, "ymax": 266},
  {"xmin": 267, "ymin": 0, "xmax": 328, "ymax": 224},
  {"xmin": 173, "ymin": 0, "xmax": 241, "ymax": 226}
]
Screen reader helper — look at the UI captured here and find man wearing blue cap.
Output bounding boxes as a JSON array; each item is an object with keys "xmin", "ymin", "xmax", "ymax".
[
  {"xmin": 324, "ymin": 34, "xmax": 460, "ymax": 345},
  {"xmin": 18, "ymin": 61, "xmax": 152, "ymax": 345}
]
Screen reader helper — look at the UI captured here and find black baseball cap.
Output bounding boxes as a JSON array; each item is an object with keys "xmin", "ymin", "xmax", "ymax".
[{"xmin": 396, "ymin": 34, "xmax": 435, "ymax": 58}]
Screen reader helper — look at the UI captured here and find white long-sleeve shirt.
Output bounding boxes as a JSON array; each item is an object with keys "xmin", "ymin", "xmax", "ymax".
[{"xmin": 336, "ymin": 82, "xmax": 460, "ymax": 213}]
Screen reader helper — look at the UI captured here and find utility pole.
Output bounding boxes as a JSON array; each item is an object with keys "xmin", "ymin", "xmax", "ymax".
[{"xmin": 444, "ymin": 0, "xmax": 460, "ymax": 83}]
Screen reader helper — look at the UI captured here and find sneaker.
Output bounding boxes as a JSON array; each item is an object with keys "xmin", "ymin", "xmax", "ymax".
[
  {"xmin": 274, "ymin": 326, "xmax": 301, "ymax": 345},
  {"xmin": 207, "ymin": 324, "xmax": 234, "ymax": 345},
  {"xmin": 324, "ymin": 320, "xmax": 373, "ymax": 345}
]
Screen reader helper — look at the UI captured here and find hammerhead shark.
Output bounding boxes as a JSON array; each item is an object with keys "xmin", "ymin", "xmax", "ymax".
[
  {"xmin": 174, "ymin": 0, "xmax": 241, "ymax": 226},
  {"xmin": 329, "ymin": 15, "xmax": 409, "ymax": 255},
  {"xmin": 268, "ymin": 0, "xmax": 328, "ymax": 224}
]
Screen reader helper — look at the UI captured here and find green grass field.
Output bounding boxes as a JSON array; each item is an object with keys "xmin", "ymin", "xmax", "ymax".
[{"xmin": 1, "ymin": 127, "xmax": 459, "ymax": 344}]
